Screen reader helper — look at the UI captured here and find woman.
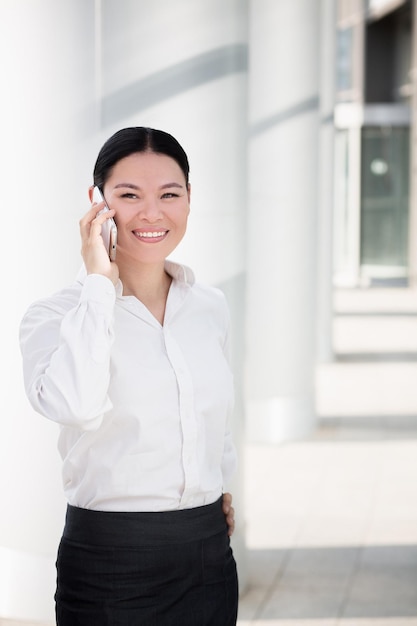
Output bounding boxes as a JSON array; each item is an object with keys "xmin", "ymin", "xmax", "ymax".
[{"xmin": 20, "ymin": 127, "xmax": 238, "ymax": 625}]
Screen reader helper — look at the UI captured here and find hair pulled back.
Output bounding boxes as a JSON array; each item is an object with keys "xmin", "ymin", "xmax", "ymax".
[{"xmin": 93, "ymin": 127, "xmax": 190, "ymax": 191}]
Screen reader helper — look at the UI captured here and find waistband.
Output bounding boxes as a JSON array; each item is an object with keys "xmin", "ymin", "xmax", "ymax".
[{"xmin": 63, "ymin": 497, "xmax": 226, "ymax": 548}]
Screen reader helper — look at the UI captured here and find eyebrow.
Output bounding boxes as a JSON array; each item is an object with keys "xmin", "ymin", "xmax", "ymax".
[{"xmin": 114, "ymin": 182, "xmax": 184, "ymax": 190}]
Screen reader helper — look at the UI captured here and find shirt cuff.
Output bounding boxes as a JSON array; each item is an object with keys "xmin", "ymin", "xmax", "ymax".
[{"xmin": 80, "ymin": 274, "xmax": 117, "ymax": 309}]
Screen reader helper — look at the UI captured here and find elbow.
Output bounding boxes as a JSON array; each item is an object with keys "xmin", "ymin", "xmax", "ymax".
[{"xmin": 28, "ymin": 382, "xmax": 106, "ymax": 431}]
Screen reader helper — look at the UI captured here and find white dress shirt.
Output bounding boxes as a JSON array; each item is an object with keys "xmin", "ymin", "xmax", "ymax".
[{"xmin": 19, "ymin": 261, "xmax": 237, "ymax": 512}]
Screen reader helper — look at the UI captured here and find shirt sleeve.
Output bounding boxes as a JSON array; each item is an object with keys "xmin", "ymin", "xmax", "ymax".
[
  {"xmin": 221, "ymin": 428, "xmax": 238, "ymax": 489},
  {"xmin": 219, "ymin": 293, "xmax": 238, "ymax": 487},
  {"xmin": 19, "ymin": 274, "xmax": 116, "ymax": 431}
]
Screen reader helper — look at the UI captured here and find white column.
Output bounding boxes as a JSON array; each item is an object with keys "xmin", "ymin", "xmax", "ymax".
[
  {"xmin": 0, "ymin": 1, "xmax": 97, "ymax": 621},
  {"xmin": 98, "ymin": 0, "xmax": 249, "ymax": 589},
  {"xmin": 246, "ymin": 0, "xmax": 320, "ymax": 443},
  {"xmin": 317, "ymin": 0, "xmax": 336, "ymax": 363}
]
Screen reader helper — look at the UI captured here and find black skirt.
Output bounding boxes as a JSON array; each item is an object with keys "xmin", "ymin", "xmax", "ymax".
[{"xmin": 55, "ymin": 498, "xmax": 238, "ymax": 625}]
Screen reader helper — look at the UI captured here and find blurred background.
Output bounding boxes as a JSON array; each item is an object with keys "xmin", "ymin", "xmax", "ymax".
[{"xmin": 1, "ymin": 0, "xmax": 417, "ymax": 624}]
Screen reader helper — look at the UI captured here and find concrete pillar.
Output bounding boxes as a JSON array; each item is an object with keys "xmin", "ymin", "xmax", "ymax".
[
  {"xmin": 317, "ymin": 0, "xmax": 336, "ymax": 363},
  {"xmin": 246, "ymin": 0, "xmax": 320, "ymax": 443},
  {"xmin": 98, "ymin": 0, "xmax": 249, "ymax": 589},
  {"xmin": 0, "ymin": 1, "xmax": 96, "ymax": 621}
]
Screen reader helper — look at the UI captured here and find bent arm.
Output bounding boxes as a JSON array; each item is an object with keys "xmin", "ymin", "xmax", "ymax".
[{"xmin": 20, "ymin": 274, "xmax": 116, "ymax": 430}]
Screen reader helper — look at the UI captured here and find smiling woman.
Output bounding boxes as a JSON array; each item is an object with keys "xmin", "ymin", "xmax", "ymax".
[
  {"xmin": 19, "ymin": 127, "xmax": 238, "ymax": 626},
  {"xmin": 99, "ymin": 151, "xmax": 191, "ymax": 285}
]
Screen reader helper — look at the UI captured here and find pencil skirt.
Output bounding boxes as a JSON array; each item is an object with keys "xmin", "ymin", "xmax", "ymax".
[{"xmin": 55, "ymin": 498, "xmax": 238, "ymax": 626}]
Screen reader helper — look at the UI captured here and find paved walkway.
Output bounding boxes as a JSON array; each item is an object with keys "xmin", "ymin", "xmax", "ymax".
[{"xmin": 237, "ymin": 287, "xmax": 417, "ymax": 625}]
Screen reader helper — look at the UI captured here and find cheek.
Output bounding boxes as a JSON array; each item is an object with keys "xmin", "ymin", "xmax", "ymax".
[
  {"xmin": 180, "ymin": 206, "xmax": 190, "ymax": 226},
  {"xmin": 113, "ymin": 207, "xmax": 136, "ymax": 229},
  {"xmin": 177, "ymin": 215, "xmax": 189, "ymax": 236}
]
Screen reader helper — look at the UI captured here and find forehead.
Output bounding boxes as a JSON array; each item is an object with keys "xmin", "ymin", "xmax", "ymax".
[{"xmin": 109, "ymin": 151, "xmax": 185, "ymax": 184}]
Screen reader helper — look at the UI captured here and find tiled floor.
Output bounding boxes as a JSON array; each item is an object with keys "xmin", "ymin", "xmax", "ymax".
[
  {"xmin": 238, "ymin": 436, "xmax": 417, "ymax": 624},
  {"xmin": 2, "ymin": 287, "xmax": 417, "ymax": 625},
  {"xmin": 237, "ymin": 287, "xmax": 417, "ymax": 625}
]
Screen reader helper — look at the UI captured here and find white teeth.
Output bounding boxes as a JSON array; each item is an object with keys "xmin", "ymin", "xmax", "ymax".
[{"xmin": 136, "ymin": 231, "xmax": 166, "ymax": 238}]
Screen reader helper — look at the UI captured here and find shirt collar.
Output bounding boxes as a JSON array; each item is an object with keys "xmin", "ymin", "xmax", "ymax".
[
  {"xmin": 164, "ymin": 260, "xmax": 195, "ymax": 286},
  {"xmin": 75, "ymin": 260, "xmax": 195, "ymax": 295}
]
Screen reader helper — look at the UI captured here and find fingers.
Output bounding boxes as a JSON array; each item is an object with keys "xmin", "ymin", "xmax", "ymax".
[
  {"xmin": 222, "ymin": 492, "xmax": 232, "ymax": 512},
  {"xmin": 222, "ymin": 492, "xmax": 235, "ymax": 537},
  {"xmin": 226, "ymin": 507, "xmax": 235, "ymax": 537},
  {"xmin": 80, "ymin": 202, "xmax": 115, "ymax": 237},
  {"xmin": 79, "ymin": 200, "xmax": 104, "ymax": 227},
  {"xmin": 79, "ymin": 201, "xmax": 118, "ymax": 283},
  {"xmin": 79, "ymin": 201, "xmax": 116, "ymax": 246}
]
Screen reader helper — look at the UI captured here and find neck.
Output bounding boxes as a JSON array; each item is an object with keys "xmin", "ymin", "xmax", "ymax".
[{"xmin": 118, "ymin": 260, "xmax": 172, "ymax": 324}]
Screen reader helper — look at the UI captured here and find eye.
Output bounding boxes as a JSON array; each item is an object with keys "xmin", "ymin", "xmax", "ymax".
[
  {"xmin": 162, "ymin": 192, "xmax": 179, "ymax": 199},
  {"xmin": 121, "ymin": 192, "xmax": 138, "ymax": 199}
]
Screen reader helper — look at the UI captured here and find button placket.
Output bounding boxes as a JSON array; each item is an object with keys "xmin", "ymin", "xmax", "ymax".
[{"xmin": 162, "ymin": 327, "xmax": 199, "ymax": 500}]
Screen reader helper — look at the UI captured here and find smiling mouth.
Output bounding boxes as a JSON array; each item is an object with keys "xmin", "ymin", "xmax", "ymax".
[{"xmin": 133, "ymin": 230, "xmax": 169, "ymax": 240}]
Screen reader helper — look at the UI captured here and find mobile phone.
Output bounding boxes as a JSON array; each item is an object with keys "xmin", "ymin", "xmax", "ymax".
[{"xmin": 93, "ymin": 186, "xmax": 117, "ymax": 261}]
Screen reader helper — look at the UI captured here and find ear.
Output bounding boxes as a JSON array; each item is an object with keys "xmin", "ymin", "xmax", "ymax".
[
  {"xmin": 88, "ymin": 185, "xmax": 94, "ymax": 202},
  {"xmin": 187, "ymin": 183, "xmax": 191, "ymax": 204}
]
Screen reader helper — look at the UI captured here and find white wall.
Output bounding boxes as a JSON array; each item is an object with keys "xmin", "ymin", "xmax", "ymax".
[{"xmin": 99, "ymin": 0, "xmax": 248, "ymax": 286}]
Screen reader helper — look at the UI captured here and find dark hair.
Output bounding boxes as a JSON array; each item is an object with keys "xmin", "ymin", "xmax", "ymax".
[{"xmin": 93, "ymin": 127, "xmax": 190, "ymax": 191}]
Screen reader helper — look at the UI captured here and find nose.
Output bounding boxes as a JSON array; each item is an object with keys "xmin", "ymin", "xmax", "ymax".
[{"xmin": 139, "ymin": 198, "xmax": 162, "ymax": 222}]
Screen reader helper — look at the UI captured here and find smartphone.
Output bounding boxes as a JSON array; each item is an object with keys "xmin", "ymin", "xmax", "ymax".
[{"xmin": 93, "ymin": 186, "xmax": 117, "ymax": 261}]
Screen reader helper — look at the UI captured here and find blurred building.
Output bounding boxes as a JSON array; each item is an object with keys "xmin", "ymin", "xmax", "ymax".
[{"xmin": 334, "ymin": 0, "xmax": 415, "ymax": 287}]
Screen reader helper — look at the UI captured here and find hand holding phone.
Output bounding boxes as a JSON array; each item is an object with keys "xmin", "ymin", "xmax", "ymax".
[{"xmin": 92, "ymin": 186, "xmax": 118, "ymax": 261}]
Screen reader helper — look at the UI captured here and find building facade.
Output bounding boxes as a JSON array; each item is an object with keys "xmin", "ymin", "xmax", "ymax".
[{"xmin": 334, "ymin": 0, "xmax": 415, "ymax": 287}]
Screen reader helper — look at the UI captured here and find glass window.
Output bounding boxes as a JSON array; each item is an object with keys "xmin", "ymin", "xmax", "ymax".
[{"xmin": 360, "ymin": 126, "xmax": 409, "ymax": 268}]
